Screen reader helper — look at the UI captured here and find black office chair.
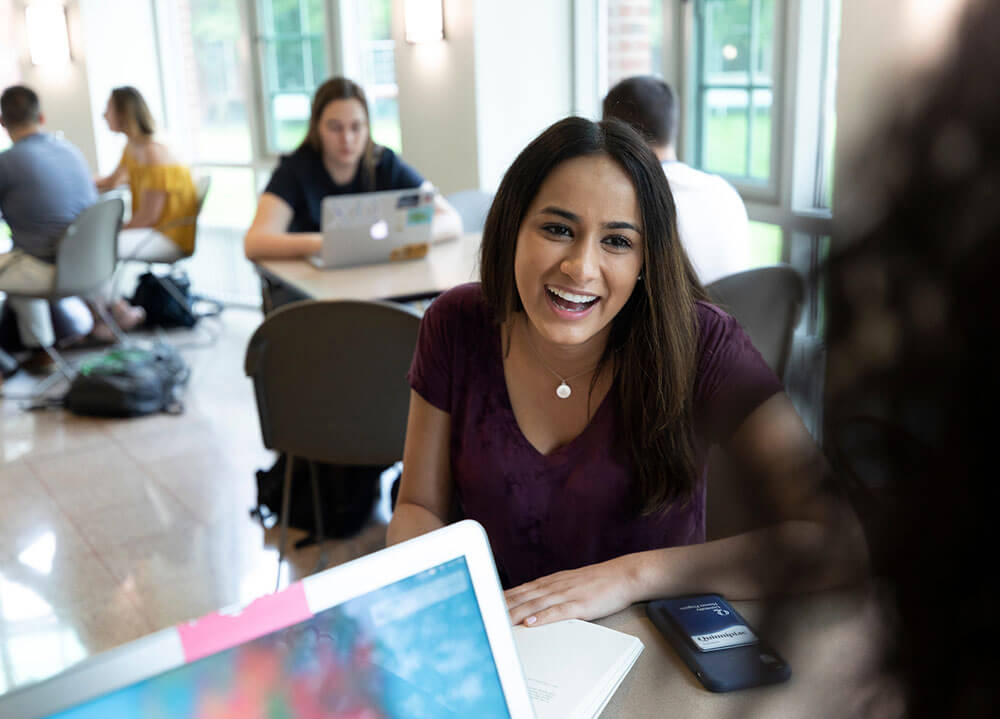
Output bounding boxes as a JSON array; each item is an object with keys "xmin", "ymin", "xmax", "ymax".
[
  {"xmin": 704, "ymin": 264, "xmax": 806, "ymax": 541},
  {"xmin": 705, "ymin": 264, "xmax": 805, "ymax": 381},
  {"xmin": 244, "ymin": 299, "xmax": 423, "ymax": 587}
]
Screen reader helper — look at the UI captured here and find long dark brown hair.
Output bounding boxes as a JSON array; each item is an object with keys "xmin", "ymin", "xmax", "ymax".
[
  {"xmin": 480, "ymin": 117, "xmax": 708, "ymax": 514},
  {"xmin": 110, "ymin": 86, "xmax": 155, "ymax": 137},
  {"xmin": 301, "ymin": 77, "xmax": 377, "ymax": 189}
]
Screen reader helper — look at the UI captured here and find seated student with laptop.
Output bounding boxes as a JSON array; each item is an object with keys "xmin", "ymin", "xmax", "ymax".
[
  {"xmin": 244, "ymin": 77, "xmax": 462, "ymax": 307},
  {"xmin": 387, "ymin": 117, "xmax": 869, "ymax": 628}
]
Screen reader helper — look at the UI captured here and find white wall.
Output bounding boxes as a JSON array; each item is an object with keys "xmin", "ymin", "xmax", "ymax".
[
  {"xmin": 392, "ymin": 0, "xmax": 573, "ymax": 195},
  {"xmin": 78, "ymin": 0, "xmax": 162, "ymax": 175},
  {"xmin": 393, "ymin": 0, "xmax": 480, "ymax": 195},
  {"xmin": 473, "ymin": 0, "xmax": 573, "ymax": 191},
  {"xmin": 14, "ymin": 0, "xmax": 99, "ymax": 170}
]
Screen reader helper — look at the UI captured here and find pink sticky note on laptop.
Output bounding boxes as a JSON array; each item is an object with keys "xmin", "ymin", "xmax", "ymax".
[{"xmin": 175, "ymin": 582, "xmax": 312, "ymax": 663}]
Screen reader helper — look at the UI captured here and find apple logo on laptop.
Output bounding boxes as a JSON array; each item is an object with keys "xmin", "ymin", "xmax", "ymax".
[{"xmin": 369, "ymin": 220, "xmax": 389, "ymax": 240}]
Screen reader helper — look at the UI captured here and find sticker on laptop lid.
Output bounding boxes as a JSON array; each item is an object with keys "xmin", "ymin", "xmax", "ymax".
[{"xmin": 406, "ymin": 206, "xmax": 433, "ymax": 225}]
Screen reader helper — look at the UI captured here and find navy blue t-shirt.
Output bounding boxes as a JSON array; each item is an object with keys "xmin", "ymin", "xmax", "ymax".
[{"xmin": 263, "ymin": 144, "xmax": 424, "ymax": 232}]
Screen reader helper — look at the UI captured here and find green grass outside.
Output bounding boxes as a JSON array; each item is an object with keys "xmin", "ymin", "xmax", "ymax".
[
  {"xmin": 704, "ymin": 108, "xmax": 772, "ymax": 181},
  {"xmin": 748, "ymin": 220, "xmax": 783, "ymax": 267}
]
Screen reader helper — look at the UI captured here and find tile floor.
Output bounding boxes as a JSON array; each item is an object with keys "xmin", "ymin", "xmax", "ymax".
[{"xmin": 0, "ymin": 308, "xmax": 389, "ymax": 695}]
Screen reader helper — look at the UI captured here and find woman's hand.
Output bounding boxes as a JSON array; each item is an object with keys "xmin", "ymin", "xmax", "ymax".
[{"xmin": 504, "ymin": 555, "xmax": 642, "ymax": 627}]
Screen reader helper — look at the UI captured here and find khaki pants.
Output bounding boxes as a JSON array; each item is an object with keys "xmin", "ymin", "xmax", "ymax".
[{"xmin": 0, "ymin": 250, "xmax": 56, "ymax": 348}]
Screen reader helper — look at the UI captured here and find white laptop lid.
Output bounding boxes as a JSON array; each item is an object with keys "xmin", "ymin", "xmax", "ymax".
[
  {"xmin": 0, "ymin": 520, "xmax": 535, "ymax": 719},
  {"xmin": 313, "ymin": 186, "xmax": 435, "ymax": 269}
]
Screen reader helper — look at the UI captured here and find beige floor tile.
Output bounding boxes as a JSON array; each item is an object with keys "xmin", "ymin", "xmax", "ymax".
[
  {"xmin": 0, "ymin": 411, "xmax": 109, "ymax": 464},
  {"xmin": 101, "ymin": 521, "xmax": 275, "ymax": 594},
  {"xmin": 0, "ymin": 550, "xmax": 136, "ymax": 616},
  {"xmin": 0, "ymin": 493, "xmax": 92, "ymax": 562},
  {"xmin": 71, "ymin": 491, "xmax": 201, "ymax": 549},
  {"xmin": 26, "ymin": 443, "xmax": 159, "ymax": 516},
  {"xmin": 0, "ymin": 461, "xmax": 47, "ymax": 502},
  {"xmin": 102, "ymin": 521, "xmax": 279, "ymax": 630},
  {"xmin": 144, "ymin": 447, "xmax": 257, "ymax": 524},
  {"xmin": 111, "ymin": 418, "xmax": 224, "ymax": 465}
]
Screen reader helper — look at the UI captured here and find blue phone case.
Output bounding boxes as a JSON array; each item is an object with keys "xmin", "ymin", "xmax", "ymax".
[{"xmin": 647, "ymin": 594, "xmax": 791, "ymax": 692}]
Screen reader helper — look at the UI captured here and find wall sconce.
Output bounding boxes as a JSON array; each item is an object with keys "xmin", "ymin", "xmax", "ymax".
[
  {"xmin": 404, "ymin": 0, "xmax": 444, "ymax": 44},
  {"xmin": 25, "ymin": 0, "xmax": 72, "ymax": 66}
]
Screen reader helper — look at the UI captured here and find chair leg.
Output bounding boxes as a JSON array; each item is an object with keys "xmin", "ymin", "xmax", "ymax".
[
  {"xmin": 276, "ymin": 454, "xmax": 296, "ymax": 592},
  {"xmin": 38, "ymin": 341, "xmax": 75, "ymax": 383},
  {"xmin": 91, "ymin": 299, "xmax": 130, "ymax": 346},
  {"xmin": 0, "ymin": 319, "xmax": 74, "ymax": 405},
  {"xmin": 307, "ymin": 460, "xmax": 327, "ymax": 573}
]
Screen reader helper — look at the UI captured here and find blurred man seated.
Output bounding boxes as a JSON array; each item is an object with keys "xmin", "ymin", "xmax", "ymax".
[
  {"xmin": 603, "ymin": 76, "xmax": 752, "ymax": 284},
  {"xmin": 0, "ymin": 85, "xmax": 96, "ymax": 376}
]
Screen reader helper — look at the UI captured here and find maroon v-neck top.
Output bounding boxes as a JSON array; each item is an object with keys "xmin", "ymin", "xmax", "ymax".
[{"xmin": 408, "ymin": 283, "xmax": 782, "ymax": 588}]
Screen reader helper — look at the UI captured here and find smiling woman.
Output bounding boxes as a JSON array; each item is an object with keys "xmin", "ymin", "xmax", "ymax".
[{"xmin": 387, "ymin": 117, "xmax": 868, "ymax": 629}]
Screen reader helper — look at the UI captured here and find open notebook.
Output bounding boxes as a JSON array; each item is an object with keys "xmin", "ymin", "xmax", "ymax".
[{"xmin": 514, "ymin": 619, "xmax": 643, "ymax": 719}]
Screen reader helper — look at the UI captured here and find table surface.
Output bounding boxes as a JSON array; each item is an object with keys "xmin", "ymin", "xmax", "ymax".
[
  {"xmin": 594, "ymin": 588, "xmax": 880, "ymax": 718},
  {"xmin": 255, "ymin": 232, "xmax": 482, "ymax": 302}
]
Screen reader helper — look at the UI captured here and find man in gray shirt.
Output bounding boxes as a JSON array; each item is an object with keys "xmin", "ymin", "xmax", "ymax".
[{"xmin": 0, "ymin": 85, "xmax": 96, "ymax": 354}]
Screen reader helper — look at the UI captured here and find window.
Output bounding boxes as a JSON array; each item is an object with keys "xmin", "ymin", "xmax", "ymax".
[
  {"xmin": 183, "ymin": 0, "xmax": 254, "ymax": 164},
  {"xmin": 341, "ymin": 0, "xmax": 402, "ymax": 153},
  {"xmin": 816, "ymin": 0, "xmax": 840, "ymax": 210},
  {"xmin": 693, "ymin": 0, "xmax": 777, "ymax": 187},
  {"xmin": 254, "ymin": 0, "xmax": 327, "ymax": 154},
  {"xmin": 683, "ymin": 0, "xmax": 841, "ymax": 436}
]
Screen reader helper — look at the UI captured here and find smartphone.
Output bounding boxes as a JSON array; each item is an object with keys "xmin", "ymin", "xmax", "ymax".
[{"xmin": 646, "ymin": 594, "xmax": 791, "ymax": 692}]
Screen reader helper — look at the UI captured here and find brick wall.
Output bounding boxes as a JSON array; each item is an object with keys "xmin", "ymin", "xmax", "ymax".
[{"xmin": 607, "ymin": 0, "xmax": 655, "ymax": 87}]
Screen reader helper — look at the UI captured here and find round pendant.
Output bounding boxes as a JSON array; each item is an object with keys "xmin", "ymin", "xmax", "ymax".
[{"xmin": 556, "ymin": 381, "xmax": 572, "ymax": 399}]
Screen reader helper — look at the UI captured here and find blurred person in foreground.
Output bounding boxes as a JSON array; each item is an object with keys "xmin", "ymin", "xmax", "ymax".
[{"xmin": 824, "ymin": 0, "xmax": 1000, "ymax": 715}]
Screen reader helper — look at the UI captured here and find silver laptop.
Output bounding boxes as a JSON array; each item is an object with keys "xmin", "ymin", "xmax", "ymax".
[
  {"xmin": 309, "ymin": 186, "xmax": 436, "ymax": 269},
  {"xmin": 0, "ymin": 520, "xmax": 536, "ymax": 719}
]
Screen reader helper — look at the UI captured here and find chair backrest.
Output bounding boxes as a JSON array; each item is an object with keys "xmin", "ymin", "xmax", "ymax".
[
  {"xmin": 187, "ymin": 175, "xmax": 211, "ymax": 256},
  {"xmin": 194, "ymin": 175, "xmax": 211, "ymax": 214},
  {"xmin": 53, "ymin": 197, "xmax": 124, "ymax": 297},
  {"xmin": 446, "ymin": 189, "xmax": 494, "ymax": 233},
  {"xmin": 705, "ymin": 264, "xmax": 805, "ymax": 381},
  {"xmin": 244, "ymin": 299, "xmax": 423, "ymax": 465}
]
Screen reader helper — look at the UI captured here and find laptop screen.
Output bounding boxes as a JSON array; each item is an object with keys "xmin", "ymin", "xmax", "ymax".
[{"xmin": 46, "ymin": 557, "xmax": 511, "ymax": 719}]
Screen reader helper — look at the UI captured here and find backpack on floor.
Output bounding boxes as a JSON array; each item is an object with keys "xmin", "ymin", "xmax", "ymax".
[
  {"xmin": 251, "ymin": 455, "xmax": 382, "ymax": 542},
  {"xmin": 130, "ymin": 271, "xmax": 223, "ymax": 329},
  {"xmin": 63, "ymin": 344, "xmax": 190, "ymax": 417}
]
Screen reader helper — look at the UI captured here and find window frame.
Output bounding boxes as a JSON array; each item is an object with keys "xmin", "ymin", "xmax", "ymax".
[
  {"xmin": 249, "ymin": 0, "xmax": 333, "ymax": 158},
  {"xmin": 680, "ymin": 0, "xmax": 836, "ymax": 336},
  {"xmin": 689, "ymin": 0, "xmax": 785, "ymax": 202}
]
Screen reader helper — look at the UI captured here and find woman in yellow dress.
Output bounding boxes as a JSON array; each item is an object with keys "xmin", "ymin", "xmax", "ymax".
[
  {"xmin": 95, "ymin": 86, "xmax": 199, "ymax": 329},
  {"xmin": 96, "ymin": 86, "xmax": 198, "ymax": 260}
]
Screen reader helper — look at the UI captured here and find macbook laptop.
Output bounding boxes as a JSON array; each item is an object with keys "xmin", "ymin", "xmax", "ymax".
[
  {"xmin": 0, "ymin": 520, "xmax": 536, "ymax": 719},
  {"xmin": 309, "ymin": 186, "xmax": 436, "ymax": 269}
]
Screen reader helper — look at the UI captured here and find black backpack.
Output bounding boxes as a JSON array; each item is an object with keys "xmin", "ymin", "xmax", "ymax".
[
  {"xmin": 130, "ymin": 271, "xmax": 222, "ymax": 329},
  {"xmin": 63, "ymin": 344, "xmax": 190, "ymax": 417},
  {"xmin": 251, "ymin": 455, "xmax": 384, "ymax": 543}
]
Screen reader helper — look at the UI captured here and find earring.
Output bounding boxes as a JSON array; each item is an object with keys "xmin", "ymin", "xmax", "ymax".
[{"xmin": 637, "ymin": 273, "xmax": 643, "ymax": 281}]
